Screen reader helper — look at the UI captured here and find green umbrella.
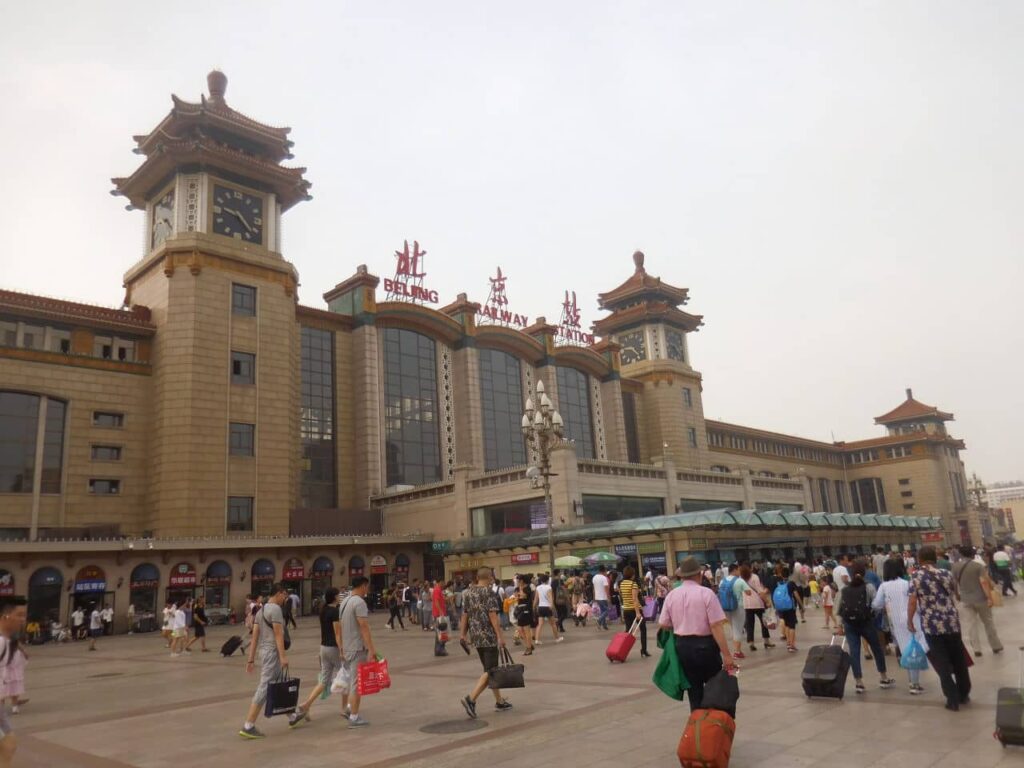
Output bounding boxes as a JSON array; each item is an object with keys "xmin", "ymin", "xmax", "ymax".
[
  {"xmin": 554, "ymin": 555, "xmax": 584, "ymax": 567},
  {"xmin": 584, "ymin": 551, "xmax": 621, "ymax": 565}
]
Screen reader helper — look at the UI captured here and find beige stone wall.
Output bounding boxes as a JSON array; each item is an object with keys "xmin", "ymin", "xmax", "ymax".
[
  {"xmin": 633, "ymin": 371, "xmax": 707, "ymax": 469},
  {"xmin": 0, "ymin": 356, "xmax": 151, "ymax": 533}
]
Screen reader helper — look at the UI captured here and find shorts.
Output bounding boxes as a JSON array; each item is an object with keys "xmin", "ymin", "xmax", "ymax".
[
  {"xmin": 251, "ymin": 653, "xmax": 283, "ymax": 706},
  {"xmin": 516, "ymin": 611, "xmax": 535, "ymax": 628},
  {"xmin": 0, "ymin": 705, "xmax": 11, "ymax": 740},
  {"xmin": 90, "ymin": 628, "xmax": 103, "ymax": 638},
  {"xmin": 341, "ymin": 649, "xmax": 369, "ymax": 687},
  {"xmin": 778, "ymin": 609, "xmax": 798, "ymax": 629},
  {"xmin": 172, "ymin": 628, "xmax": 186, "ymax": 638},
  {"xmin": 477, "ymin": 646, "xmax": 499, "ymax": 673},
  {"xmin": 318, "ymin": 645, "xmax": 342, "ymax": 688},
  {"xmin": 193, "ymin": 624, "xmax": 206, "ymax": 638},
  {"xmin": 538, "ymin": 606, "xmax": 553, "ymax": 619}
]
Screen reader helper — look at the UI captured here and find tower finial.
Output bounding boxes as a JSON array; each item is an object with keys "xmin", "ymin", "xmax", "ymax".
[
  {"xmin": 906, "ymin": 387, "xmax": 913, "ymax": 400},
  {"xmin": 632, "ymin": 250, "xmax": 645, "ymax": 273},
  {"xmin": 207, "ymin": 70, "xmax": 227, "ymax": 104}
]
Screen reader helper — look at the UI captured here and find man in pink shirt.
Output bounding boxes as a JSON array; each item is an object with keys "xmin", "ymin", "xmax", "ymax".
[{"xmin": 658, "ymin": 557, "xmax": 737, "ymax": 711}]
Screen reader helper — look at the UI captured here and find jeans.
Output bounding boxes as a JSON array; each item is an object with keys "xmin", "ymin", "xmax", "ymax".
[
  {"xmin": 925, "ymin": 632, "xmax": 971, "ymax": 706},
  {"xmin": 997, "ymin": 569, "xmax": 1017, "ymax": 596},
  {"xmin": 596, "ymin": 600, "xmax": 609, "ymax": 629},
  {"xmin": 622, "ymin": 609, "xmax": 647, "ymax": 654},
  {"xmin": 842, "ymin": 620, "xmax": 887, "ymax": 680},
  {"xmin": 674, "ymin": 635, "xmax": 723, "ymax": 711},
  {"xmin": 744, "ymin": 608, "xmax": 770, "ymax": 643}
]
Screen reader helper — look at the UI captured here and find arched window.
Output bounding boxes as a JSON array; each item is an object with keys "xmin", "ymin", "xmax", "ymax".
[
  {"xmin": 382, "ymin": 328, "xmax": 440, "ymax": 486},
  {"xmin": 555, "ymin": 367, "xmax": 594, "ymax": 459},
  {"xmin": 479, "ymin": 348, "xmax": 527, "ymax": 471},
  {"xmin": 0, "ymin": 391, "xmax": 66, "ymax": 493}
]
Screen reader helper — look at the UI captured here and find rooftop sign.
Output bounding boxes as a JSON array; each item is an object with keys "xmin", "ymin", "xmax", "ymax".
[
  {"xmin": 476, "ymin": 266, "xmax": 528, "ymax": 327},
  {"xmin": 557, "ymin": 290, "xmax": 594, "ymax": 345},
  {"xmin": 384, "ymin": 240, "xmax": 440, "ymax": 304}
]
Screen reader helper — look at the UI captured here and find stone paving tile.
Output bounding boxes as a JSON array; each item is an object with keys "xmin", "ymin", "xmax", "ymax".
[{"xmin": 11, "ymin": 598, "xmax": 1024, "ymax": 766}]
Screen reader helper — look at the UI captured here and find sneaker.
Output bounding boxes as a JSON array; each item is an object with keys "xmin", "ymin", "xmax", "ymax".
[
  {"xmin": 10, "ymin": 706, "xmax": 18, "ymax": 715},
  {"xmin": 994, "ymin": 648, "xmax": 1004, "ymax": 655},
  {"xmin": 184, "ymin": 650, "xmax": 192, "ymax": 655},
  {"xmin": 535, "ymin": 640, "xmax": 543, "ymax": 645},
  {"xmin": 879, "ymin": 678, "xmax": 895, "ymax": 689},
  {"xmin": 170, "ymin": 652, "xmax": 180, "ymax": 657},
  {"xmin": 288, "ymin": 708, "xmax": 308, "ymax": 728},
  {"xmin": 495, "ymin": 699, "xmax": 513, "ymax": 711},
  {"xmin": 749, "ymin": 644, "xmax": 758, "ymax": 652},
  {"xmin": 855, "ymin": 683, "xmax": 866, "ymax": 694},
  {"xmin": 556, "ymin": 636, "xmax": 565, "ymax": 643},
  {"xmin": 347, "ymin": 715, "xmax": 370, "ymax": 728},
  {"xmin": 239, "ymin": 725, "xmax": 265, "ymax": 739},
  {"xmin": 461, "ymin": 695, "xmax": 478, "ymax": 720},
  {"xmin": 733, "ymin": 651, "xmax": 746, "ymax": 660},
  {"xmin": 764, "ymin": 642, "xmax": 776, "ymax": 649},
  {"xmin": 787, "ymin": 646, "xmax": 798, "ymax": 653},
  {"xmin": 909, "ymin": 684, "xmax": 924, "ymax": 695},
  {"xmin": 864, "ymin": 653, "xmax": 873, "ymax": 661}
]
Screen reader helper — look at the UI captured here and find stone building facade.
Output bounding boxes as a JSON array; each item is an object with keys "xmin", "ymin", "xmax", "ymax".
[{"xmin": 0, "ymin": 72, "xmax": 969, "ymax": 629}]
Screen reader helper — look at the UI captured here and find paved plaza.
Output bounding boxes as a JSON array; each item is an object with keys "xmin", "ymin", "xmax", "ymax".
[{"xmin": 11, "ymin": 599, "xmax": 1024, "ymax": 768}]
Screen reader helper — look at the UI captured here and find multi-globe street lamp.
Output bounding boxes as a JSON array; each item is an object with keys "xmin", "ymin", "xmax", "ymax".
[{"xmin": 521, "ymin": 380, "xmax": 564, "ymax": 574}]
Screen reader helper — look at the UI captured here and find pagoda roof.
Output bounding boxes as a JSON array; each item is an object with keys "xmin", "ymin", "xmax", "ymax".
[
  {"xmin": 597, "ymin": 251, "xmax": 691, "ymax": 310},
  {"xmin": 133, "ymin": 71, "xmax": 293, "ymax": 163},
  {"xmin": 0, "ymin": 288, "xmax": 155, "ymax": 335},
  {"xmin": 874, "ymin": 389, "xmax": 954, "ymax": 425},
  {"xmin": 592, "ymin": 300, "xmax": 703, "ymax": 336}
]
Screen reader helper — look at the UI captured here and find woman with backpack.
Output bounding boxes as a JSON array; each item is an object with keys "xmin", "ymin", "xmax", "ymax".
[
  {"xmin": 719, "ymin": 563, "xmax": 748, "ymax": 660},
  {"xmin": 739, "ymin": 564, "xmax": 774, "ymax": 652},
  {"xmin": 837, "ymin": 560, "xmax": 895, "ymax": 694},
  {"xmin": 772, "ymin": 566, "xmax": 804, "ymax": 653}
]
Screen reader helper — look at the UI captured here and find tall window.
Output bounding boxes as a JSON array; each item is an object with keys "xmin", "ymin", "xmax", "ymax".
[
  {"xmin": 227, "ymin": 496, "xmax": 254, "ymax": 532},
  {"xmin": 383, "ymin": 328, "xmax": 440, "ymax": 486},
  {"xmin": 231, "ymin": 351, "xmax": 255, "ymax": 384},
  {"xmin": 479, "ymin": 348, "xmax": 527, "ymax": 471},
  {"xmin": 300, "ymin": 327, "xmax": 337, "ymax": 507},
  {"xmin": 232, "ymin": 284, "xmax": 257, "ymax": 316},
  {"xmin": 621, "ymin": 392, "xmax": 641, "ymax": 463},
  {"xmin": 850, "ymin": 477, "xmax": 887, "ymax": 515},
  {"xmin": 817, "ymin": 477, "xmax": 831, "ymax": 512},
  {"xmin": 687, "ymin": 427, "xmax": 698, "ymax": 448},
  {"xmin": 0, "ymin": 392, "xmax": 66, "ymax": 494},
  {"xmin": 833, "ymin": 479, "xmax": 847, "ymax": 513},
  {"xmin": 682, "ymin": 387, "xmax": 692, "ymax": 408},
  {"xmin": 229, "ymin": 423, "xmax": 255, "ymax": 456},
  {"xmin": 555, "ymin": 367, "xmax": 594, "ymax": 460}
]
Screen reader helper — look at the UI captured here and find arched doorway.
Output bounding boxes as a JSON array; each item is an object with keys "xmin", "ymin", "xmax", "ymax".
[
  {"xmin": 310, "ymin": 557, "xmax": 334, "ymax": 614},
  {"xmin": 348, "ymin": 556, "xmax": 365, "ymax": 586},
  {"xmin": 394, "ymin": 554, "xmax": 411, "ymax": 583},
  {"xmin": 250, "ymin": 558, "xmax": 275, "ymax": 598},
  {"xmin": 129, "ymin": 563, "xmax": 160, "ymax": 632},
  {"xmin": 28, "ymin": 567, "xmax": 62, "ymax": 624},
  {"xmin": 204, "ymin": 560, "xmax": 232, "ymax": 622},
  {"xmin": 166, "ymin": 562, "xmax": 197, "ymax": 608},
  {"xmin": 72, "ymin": 565, "xmax": 111, "ymax": 634},
  {"xmin": 281, "ymin": 558, "xmax": 307, "ymax": 615}
]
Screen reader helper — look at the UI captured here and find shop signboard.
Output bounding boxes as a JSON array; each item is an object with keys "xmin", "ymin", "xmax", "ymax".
[
  {"xmin": 0, "ymin": 570, "xmax": 13, "ymax": 597},
  {"xmin": 431, "ymin": 541, "xmax": 451, "ymax": 553},
  {"xmin": 641, "ymin": 553, "xmax": 667, "ymax": 569},
  {"xmin": 511, "ymin": 552, "xmax": 540, "ymax": 565},
  {"xmin": 75, "ymin": 565, "xmax": 106, "ymax": 593},
  {"xmin": 920, "ymin": 531, "xmax": 943, "ymax": 543},
  {"xmin": 370, "ymin": 555, "xmax": 388, "ymax": 575},
  {"xmin": 282, "ymin": 558, "xmax": 305, "ymax": 581},
  {"xmin": 168, "ymin": 563, "xmax": 196, "ymax": 588},
  {"xmin": 614, "ymin": 543, "xmax": 637, "ymax": 556}
]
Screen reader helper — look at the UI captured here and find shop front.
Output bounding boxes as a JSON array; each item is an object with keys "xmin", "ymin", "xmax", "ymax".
[
  {"xmin": 281, "ymin": 558, "xmax": 310, "ymax": 615},
  {"xmin": 27, "ymin": 567, "xmax": 62, "ymax": 623},
  {"xmin": 348, "ymin": 556, "xmax": 365, "ymax": 583},
  {"xmin": 250, "ymin": 558, "xmax": 275, "ymax": 598},
  {"xmin": 394, "ymin": 553, "xmax": 411, "ymax": 584},
  {"xmin": 166, "ymin": 562, "xmax": 197, "ymax": 607},
  {"xmin": 72, "ymin": 565, "xmax": 111, "ymax": 622},
  {"xmin": 369, "ymin": 555, "xmax": 389, "ymax": 602},
  {"xmin": 0, "ymin": 570, "xmax": 13, "ymax": 599},
  {"xmin": 310, "ymin": 557, "xmax": 334, "ymax": 613},
  {"xmin": 129, "ymin": 563, "xmax": 160, "ymax": 632},
  {"xmin": 500, "ymin": 552, "xmax": 539, "ymax": 582},
  {"xmin": 612, "ymin": 542, "xmax": 668, "ymax": 577},
  {"xmin": 204, "ymin": 560, "xmax": 232, "ymax": 623}
]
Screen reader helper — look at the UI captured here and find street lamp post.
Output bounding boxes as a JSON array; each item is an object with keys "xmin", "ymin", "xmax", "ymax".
[{"xmin": 522, "ymin": 380, "xmax": 564, "ymax": 574}]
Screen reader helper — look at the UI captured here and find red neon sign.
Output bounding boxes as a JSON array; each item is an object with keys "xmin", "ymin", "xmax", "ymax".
[
  {"xmin": 384, "ymin": 240, "xmax": 439, "ymax": 304},
  {"xmin": 477, "ymin": 266, "xmax": 528, "ymax": 327},
  {"xmin": 557, "ymin": 290, "xmax": 594, "ymax": 345}
]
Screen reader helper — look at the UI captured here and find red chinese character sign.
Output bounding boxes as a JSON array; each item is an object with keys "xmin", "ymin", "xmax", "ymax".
[
  {"xmin": 169, "ymin": 562, "xmax": 197, "ymax": 588},
  {"xmin": 384, "ymin": 240, "xmax": 439, "ymax": 304},
  {"xmin": 476, "ymin": 266, "xmax": 529, "ymax": 327},
  {"xmin": 557, "ymin": 290, "xmax": 594, "ymax": 345}
]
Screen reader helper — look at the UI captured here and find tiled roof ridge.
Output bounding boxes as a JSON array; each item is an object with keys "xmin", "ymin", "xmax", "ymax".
[
  {"xmin": 169, "ymin": 93, "xmax": 292, "ymax": 139},
  {"xmin": 0, "ymin": 287, "xmax": 153, "ymax": 327}
]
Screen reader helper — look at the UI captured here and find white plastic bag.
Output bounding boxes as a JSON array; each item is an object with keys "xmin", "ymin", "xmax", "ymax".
[{"xmin": 330, "ymin": 663, "xmax": 352, "ymax": 694}]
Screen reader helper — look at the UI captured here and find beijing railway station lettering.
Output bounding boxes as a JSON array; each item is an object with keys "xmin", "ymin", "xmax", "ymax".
[
  {"xmin": 384, "ymin": 240, "xmax": 440, "ymax": 304},
  {"xmin": 476, "ymin": 266, "xmax": 528, "ymax": 327},
  {"xmin": 557, "ymin": 289, "xmax": 595, "ymax": 345}
]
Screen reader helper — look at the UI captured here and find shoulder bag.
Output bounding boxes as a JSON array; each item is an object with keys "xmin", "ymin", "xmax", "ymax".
[{"xmin": 487, "ymin": 646, "xmax": 525, "ymax": 690}]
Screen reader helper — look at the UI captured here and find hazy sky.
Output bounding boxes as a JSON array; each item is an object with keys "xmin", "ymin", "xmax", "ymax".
[{"xmin": 1, "ymin": 3, "xmax": 1021, "ymax": 481}]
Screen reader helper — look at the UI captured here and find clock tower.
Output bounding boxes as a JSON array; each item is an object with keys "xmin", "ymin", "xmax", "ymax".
[
  {"xmin": 111, "ymin": 72, "xmax": 311, "ymax": 537},
  {"xmin": 593, "ymin": 251, "xmax": 707, "ymax": 469}
]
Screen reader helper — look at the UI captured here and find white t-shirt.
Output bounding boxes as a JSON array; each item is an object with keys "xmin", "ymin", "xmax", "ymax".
[
  {"xmin": 593, "ymin": 574, "xmax": 610, "ymax": 601},
  {"xmin": 90, "ymin": 610, "xmax": 103, "ymax": 630},
  {"xmin": 536, "ymin": 583, "xmax": 553, "ymax": 608},
  {"xmin": 101, "ymin": 608, "xmax": 113, "ymax": 622},
  {"xmin": 832, "ymin": 565, "xmax": 850, "ymax": 593},
  {"xmin": 173, "ymin": 609, "xmax": 186, "ymax": 630},
  {"xmin": 72, "ymin": 609, "xmax": 84, "ymax": 626}
]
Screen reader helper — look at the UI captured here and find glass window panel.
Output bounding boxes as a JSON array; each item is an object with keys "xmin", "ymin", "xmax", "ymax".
[
  {"xmin": 479, "ymin": 348, "xmax": 527, "ymax": 471},
  {"xmin": 231, "ymin": 351, "xmax": 255, "ymax": 384},
  {"xmin": 0, "ymin": 392, "xmax": 39, "ymax": 493},
  {"xmin": 227, "ymin": 496, "xmax": 254, "ymax": 531},
  {"xmin": 383, "ymin": 328, "xmax": 440, "ymax": 486},
  {"xmin": 555, "ymin": 367, "xmax": 594, "ymax": 459},
  {"xmin": 229, "ymin": 423, "xmax": 255, "ymax": 456},
  {"xmin": 232, "ymin": 284, "xmax": 257, "ymax": 316},
  {"xmin": 621, "ymin": 392, "xmax": 641, "ymax": 463},
  {"xmin": 300, "ymin": 327, "xmax": 337, "ymax": 508}
]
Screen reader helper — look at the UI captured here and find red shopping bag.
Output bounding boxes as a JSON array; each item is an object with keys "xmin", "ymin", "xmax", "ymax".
[{"xmin": 357, "ymin": 658, "xmax": 391, "ymax": 695}]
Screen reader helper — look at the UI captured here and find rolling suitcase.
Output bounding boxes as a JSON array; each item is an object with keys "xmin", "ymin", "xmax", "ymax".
[
  {"xmin": 802, "ymin": 635, "xmax": 850, "ymax": 699},
  {"xmin": 995, "ymin": 646, "xmax": 1024, "ymax": 747},
  {"xmin": 220, "ymin": 635, "xmax": 243, "ymax": 657},
  {"xmin": 677, "ymin": 708, "xmax": 735, "ymax": 768},
  {"xmin": 606, "ymin": 618, "xmax": 641, "ymax": 663}
]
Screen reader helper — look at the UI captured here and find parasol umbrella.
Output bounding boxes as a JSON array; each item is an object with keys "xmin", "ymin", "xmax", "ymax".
[
  {"xmin": 554, "ymin": 555, "xmax": 583, "ymax": 567},
  {"xmin": 583, "ymin": 551, "xmax": 621, "ymax": 566}
]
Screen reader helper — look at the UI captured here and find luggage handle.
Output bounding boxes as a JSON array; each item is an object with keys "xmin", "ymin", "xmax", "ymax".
[
  {"xmin": 628, "ymin": 617, "xmax": 643, "ymax": 637},
  {"xmin": 829, "ymin": 635, "xmax": 846, "ymax": 652}
]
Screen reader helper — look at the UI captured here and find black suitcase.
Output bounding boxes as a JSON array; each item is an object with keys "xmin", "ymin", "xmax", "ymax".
[
  {"xmin": 220, "ymin": 635, "xmax": 243, "ymax": 657},
  {"xmin": 802, "ymin": 636, "xmax": 850, "ymax": 700},
  {"xmin": 996, "ymin": 647, "xmax": 1024, "ymax": 747}
]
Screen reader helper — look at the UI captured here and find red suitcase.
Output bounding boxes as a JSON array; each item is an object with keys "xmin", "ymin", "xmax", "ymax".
[
  {"xmin": 677, "ymin": 708, "xmax": 735, "ymax": 768},
  {"xmin": 606, "ymin": 618, "xmax": 641, "ymax": 663}
]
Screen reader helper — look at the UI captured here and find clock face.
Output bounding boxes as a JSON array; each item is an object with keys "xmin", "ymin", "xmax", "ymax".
[
  {"xmin": 212, "ymin": 185, "xmax": 264, "ymax": 245},
  {"xmin": 151, "ymin": 189, "xmax": 174, "ymax": 249},
  {"xmin": 666, "ymin": 329, "xmax": 685, "ymax": 362},
  {"xmin": 619, "ymin": 331, "xmax": 647, "ymax": 365}
]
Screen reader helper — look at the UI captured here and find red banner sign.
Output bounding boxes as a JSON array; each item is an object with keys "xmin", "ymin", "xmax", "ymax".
[
  {"xmin": 920, "ymin": 531, "xmax": 943, "ymax": 543},
  {"xmin": 557, "ymin": 290, "xmax": 595, "ymax": 345},
  {"xmin": 0, "ymin": 570, "xmax": 13, "ymax": 597},
  {"xmin": 384, "ymin": 240, "xmax": 439, "ymax": 303},
  {"xmin": 169, "ymin": 562, "xmax": 197, "ymax": 588},
  {"xmin": 282, "ymin": 558, "xmax": 305, "ymax": 581},
  {"xmin": 511, "ymin": 552, "xmax": 540, "ymax": 565},
  {"xmin": 476, "ymin": 267, "xmax": 529, "ymax": 327}
]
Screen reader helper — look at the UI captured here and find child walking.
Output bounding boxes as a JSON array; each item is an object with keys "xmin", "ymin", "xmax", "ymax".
[
  {"xmin": 1, "ymin": 638, "xmax": 28, "ymax": 713},
  {"xmin": 821, "ymin": 577, "xmax": 838, "ymax": 632}
]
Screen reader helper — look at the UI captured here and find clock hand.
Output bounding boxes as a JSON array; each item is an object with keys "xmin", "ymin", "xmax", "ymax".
[{"xmin": 228, "ymin": 208, "xmax": 253, "ymax": 233}]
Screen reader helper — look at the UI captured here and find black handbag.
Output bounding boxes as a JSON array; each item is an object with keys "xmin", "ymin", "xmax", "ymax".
[
  {"xmin": 488, "ymin": 647, "xmax": 526, "ymax": 690},
  {"xmin": 701, "ymin": 668, "xmax": 740, "ymax": 718},
  {"xmin": 264, "ymin": 667, "xmax": 300, "ymax": 718}
]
